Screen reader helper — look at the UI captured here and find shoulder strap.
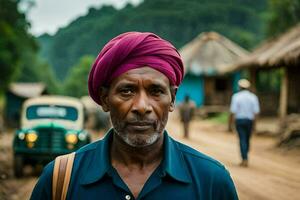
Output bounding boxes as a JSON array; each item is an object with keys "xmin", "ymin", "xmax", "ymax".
[{"xmin": 52, "ymin": 152, "xmax": 75, "ymax": 200}]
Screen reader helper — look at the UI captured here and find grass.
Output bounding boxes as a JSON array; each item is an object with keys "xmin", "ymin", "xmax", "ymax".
[{"xmin": 206, "ymin": 112, "xmax": 229, "ymax": 124}]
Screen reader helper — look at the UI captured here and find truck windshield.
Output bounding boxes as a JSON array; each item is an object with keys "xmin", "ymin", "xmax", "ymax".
[{"xmin": 26, "ymin": 105, "xmax": 78, "ymax": 121}]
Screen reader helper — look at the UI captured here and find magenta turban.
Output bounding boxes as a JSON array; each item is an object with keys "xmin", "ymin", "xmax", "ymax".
[{"xmin": 88, "ymin": 32, "xmax": 184, "ymax": 105}]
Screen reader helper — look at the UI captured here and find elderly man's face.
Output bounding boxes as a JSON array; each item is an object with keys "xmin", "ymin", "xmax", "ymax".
[{"xmin": 101, "ymin": 67, "xmax": 175, "ymax": 147}]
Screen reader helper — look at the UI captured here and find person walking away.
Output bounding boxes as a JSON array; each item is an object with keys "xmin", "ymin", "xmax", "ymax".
[
  {"xmin": 229, "ymin": 79, "xmax": 260, "ymax": 167},
  {"xmin": 179, "ymin": 95, "xmax": 196, "ymax": 138}
]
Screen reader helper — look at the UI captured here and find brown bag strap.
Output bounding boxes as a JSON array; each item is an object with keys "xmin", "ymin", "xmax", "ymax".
[{"xmin": 52, "ymin": 152, "xmax": 75, "ymax": 200}]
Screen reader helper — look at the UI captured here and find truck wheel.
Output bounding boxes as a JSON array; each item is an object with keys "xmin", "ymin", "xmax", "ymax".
[{"xmin": 14, "ymin": 155, "xmax": 24, "ymax": 178}]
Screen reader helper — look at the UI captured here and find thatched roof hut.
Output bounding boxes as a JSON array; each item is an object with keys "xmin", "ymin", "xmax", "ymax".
[
  {"xmin": 180, "ymin": 31, "xmax": 249, "ymax": 75},
  {"xmin": 230, "ymin": 24, "xmax": 300, "ymax": 70},
  {"xmin": 230, "ymin": 24, "xmax": 300, "ymax": 120},
  {"xmin": 176, "ymin": 32, "xmax": 248, "ymax": 108}
]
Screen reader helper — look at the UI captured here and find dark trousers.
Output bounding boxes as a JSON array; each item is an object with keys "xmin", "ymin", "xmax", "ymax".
[
  {"xmin": 235, "ymin": 119, "xmax": 253, "ymax": 160},
  {"xmin": 183, "ymin": 122, "xmax": 190, "ymax": 138}
]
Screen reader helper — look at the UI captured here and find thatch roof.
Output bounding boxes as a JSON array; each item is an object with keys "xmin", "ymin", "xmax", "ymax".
[
  {"xmin": 179, "ymin": 32, "xmax": 249, "ymax": 76},
  {"xmin": 8, "ymin": 82, "xmax": 46, "ymax": 98},
  {"xmin": 230, "ymin": 24, "xmax": 300, "ymax": 71}
]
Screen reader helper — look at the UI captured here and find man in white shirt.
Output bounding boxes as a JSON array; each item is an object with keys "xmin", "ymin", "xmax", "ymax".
[{"xmin": 229, "ymin": 79, "xmax": 260, "ymax": 167}]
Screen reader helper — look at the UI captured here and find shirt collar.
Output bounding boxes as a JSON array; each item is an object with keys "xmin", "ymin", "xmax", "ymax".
[{"xmin": 81, "ymin": 129, "xmax": 191, "ymax": 185}]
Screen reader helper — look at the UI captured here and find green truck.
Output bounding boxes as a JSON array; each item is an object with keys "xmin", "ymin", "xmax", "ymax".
[{"xmin": 13, "ymin": 96, "xmax": 91, "ymax": 177}]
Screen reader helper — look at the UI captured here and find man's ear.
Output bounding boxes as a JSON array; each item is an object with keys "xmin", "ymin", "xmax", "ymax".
[
  {"xmin": 169, "ymin": 101, "xmax": 175, "ymax": 112},
  {"xmin": 99, "ymin": 87, "xmax": 110, "ymax": 112},
  {"xmin": 169, "ymin": 86, "xmax": 177, "ymax": 112}
]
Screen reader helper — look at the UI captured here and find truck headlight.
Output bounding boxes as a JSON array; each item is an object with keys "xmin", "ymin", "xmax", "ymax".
[
  {"xmin": 18, "ymin": 132, "xmax": 25, "ymax": 140},
  {"xmin": 78, "ymin": 132, "xmax": 87, "ymax": 141},
  {"xmin": 26, "ymin": 131, "xmax": 38, "ymax": 142},
  {"xmin": 65, "ymin": 134, "xmax": 78, "ymax": 144}
]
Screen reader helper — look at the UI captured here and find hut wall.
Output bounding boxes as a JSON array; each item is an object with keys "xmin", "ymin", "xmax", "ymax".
[
  {"xmin": 249, "ymin": 68, "xmax": 258, "ymax": 93},
  {"xmin": 287, "ymin": 67, "xmax": 300, "ymax": 114},
  {"xmin": 204, "ymin": 77, "xmax": 214, "ymax": 104},
  {"xmin": 255, "ymin": 69, "xmax": 280, "ymax": 116},
  {"xmin": 257, "ymin": 91, "xmax": 280, "ymax": 116},
  {"xmin": 204, "ymin": 76, "xmax": 232, "ymax": 105},
  {"xmin": 4, "ymin": 92, "xmax": 25, "ymax": 127},
  {"xmin": 176, "ymin": 74, "xmax": 204, "ymax": 107}
]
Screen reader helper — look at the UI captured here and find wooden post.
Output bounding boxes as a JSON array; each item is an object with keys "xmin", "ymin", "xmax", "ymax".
[
  {"xmin": 249, "ymin": 68, "xmax": 257, "ymax": 93},
  {"xmin": 279, "ymin": 68, "xmax": 288, "ymax": 121}
]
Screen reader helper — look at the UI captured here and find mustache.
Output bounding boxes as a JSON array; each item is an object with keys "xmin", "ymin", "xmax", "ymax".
[{"xmin": 126, "ymin": 119, "xmax": 156, "ymax": 126}]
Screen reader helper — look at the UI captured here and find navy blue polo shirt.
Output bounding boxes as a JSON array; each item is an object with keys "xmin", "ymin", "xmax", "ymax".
[{"xmin": 30, "ymin": 129, "xmax": 238, "ymax": 200}]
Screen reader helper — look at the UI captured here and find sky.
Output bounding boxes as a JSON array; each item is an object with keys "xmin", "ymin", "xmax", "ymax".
[{"xmin": 24, "ymin": 0, "xmax": 142, "ymax": 36}]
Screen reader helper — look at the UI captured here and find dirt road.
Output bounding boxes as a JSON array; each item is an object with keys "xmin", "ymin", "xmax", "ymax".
[
  {"xmin": 0, "ymin": 131, "xmax": 37, "ymax": 200},
  {"xmin": 0, "ymin": 116, "xmax": 299, "ymax": 199},
  {"xmin": 166, "ymin": 115, "xmax": 300, "ymax": 200}
]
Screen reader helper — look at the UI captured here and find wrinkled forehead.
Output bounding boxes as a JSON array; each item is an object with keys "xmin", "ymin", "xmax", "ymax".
[{"xmin": 110, "ymin": 67, "xmax": 171, "ymax": 87}]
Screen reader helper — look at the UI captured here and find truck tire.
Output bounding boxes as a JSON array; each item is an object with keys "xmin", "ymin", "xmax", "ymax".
[{"xmin": 14, "ymin": 155, "xmax": 24, "ymax": 178}]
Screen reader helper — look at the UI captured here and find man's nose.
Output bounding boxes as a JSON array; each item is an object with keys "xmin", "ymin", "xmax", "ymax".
[{"xmin": 131, "ymin": 92, "xmax": 152, "ymax": 115}]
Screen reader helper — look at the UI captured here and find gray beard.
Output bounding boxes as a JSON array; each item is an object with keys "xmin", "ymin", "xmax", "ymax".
[{"xmin": 115, "ymin": 130, "xmax": 160, "ymax": 148}]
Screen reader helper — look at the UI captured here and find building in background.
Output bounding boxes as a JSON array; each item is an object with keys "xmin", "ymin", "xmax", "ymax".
[
  {"xmin": 230, "ymin": 24, "xmax": 300, "ymax": 146},
  {"xmin": 230, "ymin": 24, "xmax": 300, "ymax": 119},
  {"xmin": 5, "ymin": 83, "xmax": 47, "ymax": 127},
  {"xmin": 177, "ymin": 32, "xmax": 248, "ymax": 110}
]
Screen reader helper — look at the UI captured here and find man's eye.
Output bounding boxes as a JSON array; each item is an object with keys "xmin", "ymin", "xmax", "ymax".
[
  {"xmin": 150, "ymin": 88, "xmax": 164, "ymax": 96},
  {"xmin": 120, "ymin": 88, "xmax": 133, "ymax": 95}
]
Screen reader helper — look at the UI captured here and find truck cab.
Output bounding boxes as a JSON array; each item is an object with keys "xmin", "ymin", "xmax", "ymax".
[{"xmin": 13, "ymin": 96, "xmax": 91, "ymax": 177}]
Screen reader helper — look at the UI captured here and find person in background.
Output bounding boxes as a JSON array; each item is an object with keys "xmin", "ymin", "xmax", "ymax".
[
  {"xmin": 31, "ymin": 32, "xmax": 238, "ymax": 200},
  {"xmin": 178, "ymin": 95, "xmax": 196, "ymax": 138},
  {"xmin": 229, "ymin": 79, "xmax": 260, "ymax": 167}
]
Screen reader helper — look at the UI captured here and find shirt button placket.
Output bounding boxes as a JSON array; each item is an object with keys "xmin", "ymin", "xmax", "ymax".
[{"xmin": 125, "ymin": 194, "xmax": 131, "ymax": 200}]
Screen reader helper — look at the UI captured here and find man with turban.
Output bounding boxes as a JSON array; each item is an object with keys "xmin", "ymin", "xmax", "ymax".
[{"xmin": 31, "ymin": 32, "xmax": 238, "ymax": 200}]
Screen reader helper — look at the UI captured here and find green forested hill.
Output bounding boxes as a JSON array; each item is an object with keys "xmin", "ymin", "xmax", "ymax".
[{"xmin": 38, "ymin": 0, "xmax": 268, "ymax": 80}]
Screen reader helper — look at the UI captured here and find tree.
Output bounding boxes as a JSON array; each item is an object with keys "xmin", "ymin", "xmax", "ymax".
[
  {"xmin": 63, "ymin": 55, "xmax": 94, "ymax": 97},
  {"xmin": 39, "ymin": 0, "xmax": 268, "ymax": 80},
  {"xmin": 16, "ymin": 51, "xmax": 60, "ymax": 94},
  {"xmin": 266, "ymin": 0, "xmax": 300, "ymax": 37},
  {"xmin": 0, "ymin": 0, "xmax": 37, "ymax": 92}
]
